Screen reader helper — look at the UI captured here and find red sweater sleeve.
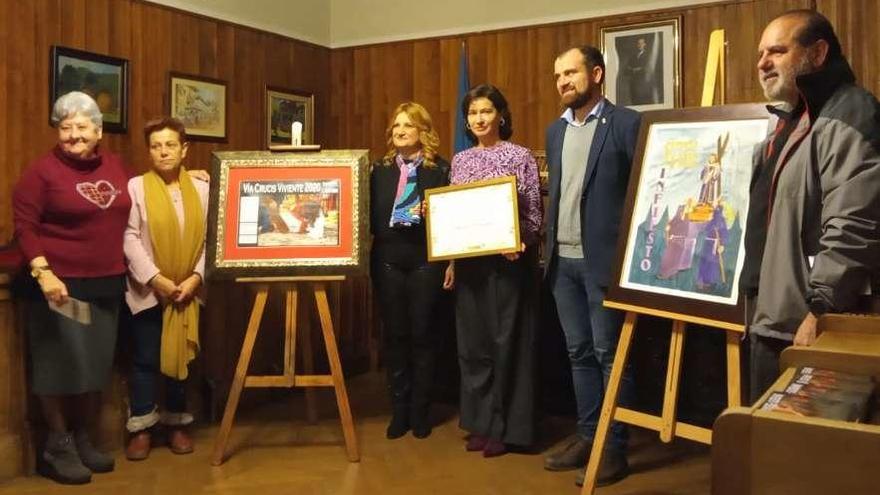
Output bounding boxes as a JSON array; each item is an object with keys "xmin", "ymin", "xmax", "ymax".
[{"xmin": 12, "ymin": 162, "xmax": 47, "ymax": 263}]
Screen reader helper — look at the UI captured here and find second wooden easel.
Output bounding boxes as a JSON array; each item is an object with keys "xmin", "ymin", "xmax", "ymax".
[
  {"xmin": 211, "ymin": 275, "xmax": 360, "ymax": 465},
  {"xmin": 579, "ymin": 29, "xmax": 734, "ymax": 494}
]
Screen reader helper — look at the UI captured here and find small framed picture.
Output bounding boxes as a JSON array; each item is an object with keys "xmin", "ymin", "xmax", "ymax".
[
  {"xmin": 266, "ymin": 86, "xmax": 315, "ymax": 149},
  {"xmin": 169, "ymin": 72, "xmax": 228, "ymax": 142},
  {"xmin": 206, "ymin": 150, "xmax": 370, "ymax": 279},
  {"xmin": 50, "ymin": 46, "xmax": 129, "ymax": 133},
  {"xmin": 600, "ymin": 17, "xmax": 682, "ymax": 111},
  {"xmin": 424, "ymin": 176, "xmax": 521, "ymax": 261}
]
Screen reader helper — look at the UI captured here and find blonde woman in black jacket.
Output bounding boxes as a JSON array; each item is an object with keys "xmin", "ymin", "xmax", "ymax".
[{"xmin": 370, "ymin": 102, "xmax": 451, "ymax": 439}]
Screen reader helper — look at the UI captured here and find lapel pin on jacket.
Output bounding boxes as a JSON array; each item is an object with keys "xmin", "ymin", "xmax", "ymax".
[{"xmin": 601, "ymin": 117, "xmax": 607, "ymax": 124}]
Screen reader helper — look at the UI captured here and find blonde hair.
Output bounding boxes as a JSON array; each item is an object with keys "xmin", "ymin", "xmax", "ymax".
[{"xmin": 382, "ymin": 102, "xmax": 440, "ymax": 168}]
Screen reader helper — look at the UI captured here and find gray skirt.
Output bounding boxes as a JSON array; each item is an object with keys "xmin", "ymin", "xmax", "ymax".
[{"xmin": 27, "ymin": 297, "xmax": 120, "ymax": 395}]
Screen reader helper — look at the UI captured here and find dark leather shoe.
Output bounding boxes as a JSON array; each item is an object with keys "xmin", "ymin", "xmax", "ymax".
[
  {"xmin": 410, "ymin": 407, "xmax": 431, "ymax": 439},
  {"xmin": 544, "ymin": 436, "xmax": 591, "ymax": 471},
  {"xmin": 125, "ymin": 431, "xmax": 151, "ymax": 461},
  {"xmin": 465, "ymin": 434, "xmax": 488, "ymax": 451},
  {"xmin": 574, "ymin": 452, "xmax": 629, "ymax": 487},
  {"xmin": 386, "ymin": 411, "xmax": 410, "ymax": 439},
  {"xmin": 168, "ymin": 428, "xmax": 194, "ymax": 455}
]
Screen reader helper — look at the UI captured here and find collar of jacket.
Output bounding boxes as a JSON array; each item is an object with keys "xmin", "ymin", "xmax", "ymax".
[{"xmin": 794, "ymin": 56, "xmax": 856, "ymax": 120}]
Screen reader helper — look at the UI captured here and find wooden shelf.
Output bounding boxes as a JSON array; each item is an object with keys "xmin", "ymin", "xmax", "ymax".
[{"xmin": 711, "ymin": 314, "xmax": 880, "ymax": 495}]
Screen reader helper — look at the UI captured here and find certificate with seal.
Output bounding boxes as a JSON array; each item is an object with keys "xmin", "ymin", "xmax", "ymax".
[{"xmin": 425, "ymin": 176, "xmax": 521, "ymax": 261}]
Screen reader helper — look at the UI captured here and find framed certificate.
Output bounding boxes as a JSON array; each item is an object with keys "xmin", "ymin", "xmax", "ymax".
[{"xmin": 425, "ymin": 176, "xmax": 521, "ymax": 261}]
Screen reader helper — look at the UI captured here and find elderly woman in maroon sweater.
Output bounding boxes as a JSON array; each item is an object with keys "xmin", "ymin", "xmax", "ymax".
[{"xmin": 13, "ymin": 91, "xmax": 130, "ymax": 485}]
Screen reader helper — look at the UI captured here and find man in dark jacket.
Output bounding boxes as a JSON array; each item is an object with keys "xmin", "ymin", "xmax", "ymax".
[
  {"xmin": 743, "ymin": 10, "xmax": 880, "ymax": 402},
  {"xmin": 542, "ymin": 45, "xmax": 641, "ymax": 487}
]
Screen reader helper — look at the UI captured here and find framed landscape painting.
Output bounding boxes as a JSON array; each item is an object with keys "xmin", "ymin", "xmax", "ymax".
[
  {"xmin": 50, "ymin": 46, "xmax": 129, "ymax": 133},
  {"xmin": 169, "ymin": 72, "xmax": 228, "ymax": 142},
  {"xmin": 266, "ymin": 86, "xmax": 314, "ymax": 149}
]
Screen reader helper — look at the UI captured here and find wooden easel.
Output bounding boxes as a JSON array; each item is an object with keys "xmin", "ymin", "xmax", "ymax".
[
  {"xmin": 580, "ymin": 29, "xmax": 732, "ymax": 493},
  {"xmin": 211, "ymin": 275, "xmax": 360, "ymax": 465}
]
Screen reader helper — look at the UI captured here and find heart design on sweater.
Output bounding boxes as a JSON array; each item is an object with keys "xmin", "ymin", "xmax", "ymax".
[{"xmin": 76, "ymin": 180, "xmax": 120, "ymax": 210}]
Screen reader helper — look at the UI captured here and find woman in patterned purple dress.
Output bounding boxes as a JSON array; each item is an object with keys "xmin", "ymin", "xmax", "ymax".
[{"xmin": 448, "ymin": 84, "xmax": 542, "ymax": 457}]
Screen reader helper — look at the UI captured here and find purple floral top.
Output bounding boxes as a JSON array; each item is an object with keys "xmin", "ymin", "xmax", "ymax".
[{"xmin": 450, "ymin": 141, "xmax": 543, "ymax": 245}]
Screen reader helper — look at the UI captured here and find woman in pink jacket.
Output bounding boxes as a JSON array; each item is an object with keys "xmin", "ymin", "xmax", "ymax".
[{"xmin": 122, "ymin": 117, "xmax": 208, "ymax": 460}]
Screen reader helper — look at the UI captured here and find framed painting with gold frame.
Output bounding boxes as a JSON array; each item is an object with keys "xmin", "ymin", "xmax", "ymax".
[
  {"xmin": 424, "ymin": 176, "xmax": 521, "ymax": 261},
  {"xmin": 265, "ymin": 86, "xmax": 315, "ymax": 149},
  {"xmin": 206, "ymin": 150, "xmax": 370, "ymax": 278},
  {"xmin": 169, "ymin": 72, "xmax": 228, "ymax": 142}
]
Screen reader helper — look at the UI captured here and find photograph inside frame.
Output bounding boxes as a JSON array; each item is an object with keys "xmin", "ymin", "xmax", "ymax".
[
  {"xmin": 619, "ymin": 117, "xmax": 770, "ymax": 305},
  {"xmin": 236, "ymin": 179, "xmax": 340, "ymax": 248}
]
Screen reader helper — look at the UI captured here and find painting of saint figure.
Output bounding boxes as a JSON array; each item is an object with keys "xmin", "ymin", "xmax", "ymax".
[{"xmin": 617, "ymin": 111, "xmax": 770, "ymax": 308}]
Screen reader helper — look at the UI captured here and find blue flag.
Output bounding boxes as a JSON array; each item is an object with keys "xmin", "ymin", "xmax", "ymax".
[{"xmin": 454, "ymin": 42, "xmax": 471, "ymax": 154}]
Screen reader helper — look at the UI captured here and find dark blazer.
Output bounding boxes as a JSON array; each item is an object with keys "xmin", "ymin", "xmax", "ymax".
[
  {"xmin": 543, "ymin": 101, "xmax": 641, "ymax": 286},
  {"xmin": 370, "ymin": 156, "xmax": 450, "ymax": 260}
]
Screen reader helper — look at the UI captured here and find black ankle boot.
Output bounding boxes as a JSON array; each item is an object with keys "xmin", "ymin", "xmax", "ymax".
[
  {"xmin": 386, "ymin": 407, "xmax": 410, "ymax": 439},
  {"xmin": 410, "ymin": 406, "xmax": 432, "ymax": 439}
]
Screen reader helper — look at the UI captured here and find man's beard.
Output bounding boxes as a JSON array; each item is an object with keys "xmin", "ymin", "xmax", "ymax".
[
  {"xmin": 762, "ymin": 56, "xmax": 814, "ymax": 103},
  {"xmin": 563, "ymin": 89, "xmax": 592, "ymax": 111}
]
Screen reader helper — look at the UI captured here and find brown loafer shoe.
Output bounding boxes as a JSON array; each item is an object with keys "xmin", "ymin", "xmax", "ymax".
[
  {"xmin": 544, "ymin": 436, "xmax": 591, "ymax": 471},
  {"xmin": 168, "ymin": 428, "xmax": 194, "ymax": 455},
  {"xmin": 125, "ymin": 431, "xmax": 151, "ymax": 461}
]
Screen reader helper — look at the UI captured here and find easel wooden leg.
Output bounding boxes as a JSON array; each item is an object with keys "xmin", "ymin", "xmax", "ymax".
[
  {"xmin": 725, "ymin": 330, "xmax": 741, "ymax": 407},
  {"xmin": 580, "ymin": 311, "xmax": 638, "ymax": 495},
  {"xmin": 284, "ymin": 288, "xmax": 298, "ymax": 381},
  {"xmin": 661, "ymin": 320, "xmax": 687, "ymax": 442},
  {"xmin": 313, "ymin": 283, "xmax": 360, "ymax": 462},
  {"xmin": 212, "ymin": 287, "xmax": 269, "ymax": 466},
  {"xmin": 299, "ymin": 303, "xmax": 319, "ymax": 424}
]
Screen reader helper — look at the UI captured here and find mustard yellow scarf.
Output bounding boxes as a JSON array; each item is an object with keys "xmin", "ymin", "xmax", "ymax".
[{"xmin": 143, "ymin": 167, "xmax": 205, "ymax": 380}]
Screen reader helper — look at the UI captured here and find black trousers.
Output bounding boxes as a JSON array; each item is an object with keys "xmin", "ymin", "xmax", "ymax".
[
  {"xmin": 455, "ymin": 250, "xmax": 537, "ymax": 446},
  {"xmin": 748, "ymin": 332, "xmax": 789, "ymax": 404},
  {"xmin": 373, "ymin": 255, "xmax": 445, "ymax": 415}
]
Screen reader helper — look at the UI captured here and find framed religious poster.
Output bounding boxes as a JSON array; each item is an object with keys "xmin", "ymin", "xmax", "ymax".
[
  {"xmin": 600, "ymin": 17, "xmax": 682, "ymax": 111},
  {"xmin": 606, "ymin": 104, "xmax": 772, "ymax": 326},
  {"xmin": 424, "ymin": 176, "xmax": 521, "ymax": 261},
  {"xmin": 206, "ymin": 150, "xmax": 370, "ymax": 278}
]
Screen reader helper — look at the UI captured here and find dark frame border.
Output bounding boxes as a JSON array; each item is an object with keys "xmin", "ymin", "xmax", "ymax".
[
  {"xmin": 49, "ymin": 45, "xmax": 129, "ymax": 133},
  {"xmin": 606, "ymin": 103, "xmax": 772, "ymax": 327},
  {"xmin": 168, "ymin": 71, "xmax": 229, "ymax": 143}
]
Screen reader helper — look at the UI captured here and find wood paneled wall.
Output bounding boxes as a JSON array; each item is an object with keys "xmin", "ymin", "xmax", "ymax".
[
  {"xmin": 327, "ymin": 0, "xmax": 880, "ymax": 162},
  {"xmin": 0, "ymin": 0, "xmax": 331, "ymax": 243}
]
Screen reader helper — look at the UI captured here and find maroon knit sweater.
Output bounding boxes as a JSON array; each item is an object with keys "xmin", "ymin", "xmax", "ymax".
[{"xmin": 13, "ymin": 146, "xmax": 132, "ymax": 278}]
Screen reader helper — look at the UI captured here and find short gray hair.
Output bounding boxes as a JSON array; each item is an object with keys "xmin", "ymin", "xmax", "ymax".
[{"xmin": 51, "ymin": 91, "xmax": 103, "ymax": 128}]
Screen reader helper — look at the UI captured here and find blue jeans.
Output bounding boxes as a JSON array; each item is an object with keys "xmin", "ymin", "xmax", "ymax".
[
  {"xmin": 550, "ymin": 256, "xmax": 633, "ymax": 453},
  {"xmin": 129, "ymin": 306, "xmax": 187, "ymax": 417}
]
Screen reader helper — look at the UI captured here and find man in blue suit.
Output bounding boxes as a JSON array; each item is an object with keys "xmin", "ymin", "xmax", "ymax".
[{"xmin": 542, "ymin": 45, "xmax": 641, "ymax": 487}]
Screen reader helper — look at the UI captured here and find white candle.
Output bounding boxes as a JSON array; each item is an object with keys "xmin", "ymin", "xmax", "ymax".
[{"xmin": 291, "ymin": 121, "xmax": 303, "ymax": 146}]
